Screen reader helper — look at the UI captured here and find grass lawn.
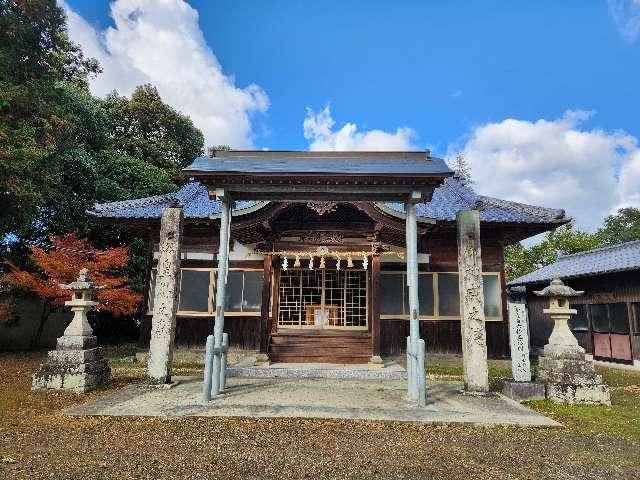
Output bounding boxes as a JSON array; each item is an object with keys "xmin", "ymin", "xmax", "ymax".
[{"xmin": 0, "ymin": 350, "xmax": 639, "ymax": 480}]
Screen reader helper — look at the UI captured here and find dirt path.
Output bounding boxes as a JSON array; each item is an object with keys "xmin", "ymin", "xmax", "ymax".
[{"xmin": 1, "ymin": 352, "xmax": 639, "ymax": 479}]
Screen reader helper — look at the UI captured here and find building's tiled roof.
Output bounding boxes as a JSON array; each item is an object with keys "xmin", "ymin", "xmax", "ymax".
[
  {"xmin": 386, "ymin": 176, "xmax": 567, "ymax": 224},
  {"xmin": 87, "ymin": 182, "xmax": 257, "ymax": 219},
  {"xmin": 88, "ymin": 177, "xmax": 569, "ymax": 226},
  {"xmin": 184, "ymin": 151, "xmax": 452, "ymax": 176},
  {"xmin": 509, "ymin": 240, "xmax": 640, "ymax": 286}
]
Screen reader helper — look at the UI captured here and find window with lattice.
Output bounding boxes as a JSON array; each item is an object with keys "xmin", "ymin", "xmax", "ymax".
[{"xmin": 277, "ymin": 269, "xmax": 368, "ymax": 329}]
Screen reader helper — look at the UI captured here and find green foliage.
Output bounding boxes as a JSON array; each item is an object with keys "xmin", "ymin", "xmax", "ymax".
[
  {"xmin": 527, "ymin": 366, "xmax": 640, "ymax": 442},
  {"xmin": 505, "ymin": 208, "xmax": 640, "ymax": 282},
  {"xmin": 0, "ymin": 0, "xmax": 205, "ymax": 329},
  {"xmin": 103, "ymin": 85, "xmax": 204, "ymax": 182},
  {"xmin": 0, "ymin": 0, "xmax": 100, "ymax": 241},
  {"xmin": 597, "ymin": 208, "xmax": 640, "ymax": 246},
  {"xmin": 126, "ymin": 237, "xmax": 151, "ymax": 293},
  {"xmin": 504, "ymin": 225, "xmax": 600, "ymax": 282},
  {"xmin": 93, "ymin": 150, "xmax": 176, "ymax": 202},
  {"xmin": 452, "ymin": 153, "xmax": 473, "ymax": 185}
]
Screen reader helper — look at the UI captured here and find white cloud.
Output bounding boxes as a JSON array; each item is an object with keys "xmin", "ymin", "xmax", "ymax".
[
  {"xmin": 303, "ymin": 105, "xmax": 416, "ymax": 151},
  {"xmin": 61, "ymin": 0, "xmax": 269, "ymax": 148},
  {"xmin": 608, "ymin": 0, "xmax": 640, "ymax": 43},
  {"xmin": 452, "ymin": 111, "xmax": 640, "ymax": 230}
]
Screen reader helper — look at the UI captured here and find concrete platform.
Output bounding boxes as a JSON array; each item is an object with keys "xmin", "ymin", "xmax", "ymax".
[
  {"xmin": 64, "ymin": 376, "xmax": 561, "ymax": 427},
  {"xmin": 228, "ymin": 359, "xmax": 407, "ymax": 380}
]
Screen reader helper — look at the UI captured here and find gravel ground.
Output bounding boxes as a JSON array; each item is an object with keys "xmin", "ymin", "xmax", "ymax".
[{"xmin": 1, "ymin": 352, "xmax": 639, "ymax": 480}]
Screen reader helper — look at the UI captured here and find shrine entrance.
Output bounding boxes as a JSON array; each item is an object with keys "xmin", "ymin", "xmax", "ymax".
[
  {"xmin": 180, "ymin": 149, "xmax": 459, "ymax": 404},
  {"xmin": 277, "ymin": 268, "xmax": 369, "ymax": 330}
]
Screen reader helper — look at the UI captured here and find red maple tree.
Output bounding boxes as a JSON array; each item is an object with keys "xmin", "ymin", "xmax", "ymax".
[{"xmin": 2, "ymin": 233, "xmax": 142, "ymax": 347}]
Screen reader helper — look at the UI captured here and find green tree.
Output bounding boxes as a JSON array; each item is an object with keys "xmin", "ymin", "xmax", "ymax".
[
  {"xmin": 452, "ymin": 153, "xmax": 473, "ymax": 185},
  {"xmin": 0, "ymin": 0, "xmax": 99, "ymax": 241},
  {"xmin": 597, "ymin": 208, "xmax": 640, "ymax": 246},
  {"xmin": 103, "ymin": 85, "xmax": 204, "ymax": 181},
  {"xmin": 504, "ymin": 225, "xmax": 600, "ymax": 282},
  {"xmin": 92, "ymin": 150, "xmax": 177, "ymax": 203}
]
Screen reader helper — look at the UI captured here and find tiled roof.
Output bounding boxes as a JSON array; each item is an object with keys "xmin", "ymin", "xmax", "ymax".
[
  {"xmin": 88, "ymin": 177, "xmax": 569, "ymax": 226},
  {"xmin": 87, "ymin": 182, "xmax": 257, "ymax": 219},
  {"xmin": 184, "ymin": 151, "xmax": 452, "ymax": 176},
  {"xmin": 386, "ymin": 176, "xmax": 567, "ymax": 224},
  {"xmin": 509, "ymin": 240, "xmax": 640, "ymax": 286}
]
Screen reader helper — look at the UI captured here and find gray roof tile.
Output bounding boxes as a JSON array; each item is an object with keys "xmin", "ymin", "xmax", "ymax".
[
  {"xmin": 88, "ymin": 177, "xmax": 569, "ymax": 227},
  {"xmin": 87, "ymin": 182, "xmax": 256, "ymax": 219},
  {"xmin": 509, "ymin": 240, "xmax": 640, "ymax": 286},
  {"xmin": 385, "ymin": 177, "xmax": 567, "ymax": 224},
  {"xmin": 184, "ymin": 153, "xmax": 452, "ymax": 176}
]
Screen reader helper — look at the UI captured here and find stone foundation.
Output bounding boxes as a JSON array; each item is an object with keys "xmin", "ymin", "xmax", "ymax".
[
  {"xmin": 32, "ymin": 335, "xmax": 110, "ymax": 393},
  {"xmin": 537, "ymin": 354, "xmax": 610, "ymax": 405},
  {"xmin": 502, "ymin": 379, "xmax": 545, "ymax": 401}
]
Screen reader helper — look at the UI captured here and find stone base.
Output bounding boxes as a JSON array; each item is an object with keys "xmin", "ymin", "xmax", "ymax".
[
  {"xmin": 457, "ymin": 389, "xmax": 496, "ymax": 398},
  {"xmin": 546, "ymin": 382, "xmax": 610, "ymax": 405},
  {"xmin": 537, "ymin": 353, "xmax": 610, "ymax": 405},
  {"xmin": 140, "ymin": 380, "xmax": 180, "ymax": 390},
  {"xmin": 368, "ymin": 355, "xmax": 384, "ymax": 369},
  {"xmin": 502, "ymin": 379, "xmax": 545, "ymax": 401},
  {"xmin": 32, "ymin": 335, "xmax": 110, "ymax": 393},
  {"xmin": 254, "ymin": 353, "xmax": 271, "ymax": 367}
]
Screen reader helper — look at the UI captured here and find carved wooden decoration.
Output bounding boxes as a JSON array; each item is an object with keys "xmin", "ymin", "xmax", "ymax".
[{"xmin": 306, "ymin": 201, "xmax": 338, "ymax": 215}]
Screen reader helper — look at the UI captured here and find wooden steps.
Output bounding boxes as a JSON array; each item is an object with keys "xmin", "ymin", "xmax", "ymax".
[{"xmin": 268, "ymin": 329, "xmax": 373, "ymax": 364}]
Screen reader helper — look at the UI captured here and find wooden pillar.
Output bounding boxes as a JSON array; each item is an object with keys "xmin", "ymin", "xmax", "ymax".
[
  {"xmin": 456, "ymin": 209, "xmax": 489, "ymax": 392},
  {"xmin": 369, "ymin": 255, "xmax": 382, "ymax": 366},
  {"xmin": 270, "ymin": 263, "xmax": 280, "ymax": 335},
  {"xmin": 259, "ymin": 255, "xmax": 273, "ymax": 357},
  {"xmin": 147, "ymin": 205, "xmax": 183, "ymax": 385}
]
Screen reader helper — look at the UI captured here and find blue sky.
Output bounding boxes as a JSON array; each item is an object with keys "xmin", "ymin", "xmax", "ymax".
[{"xmin": 62, "ymin": 0, "xmax": 640, "ymax": 229}]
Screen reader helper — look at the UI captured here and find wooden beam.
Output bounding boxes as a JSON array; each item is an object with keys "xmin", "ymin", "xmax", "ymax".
[{"xmin": 260, "ymin": 255, "xmax": 273, "ymax": 354}]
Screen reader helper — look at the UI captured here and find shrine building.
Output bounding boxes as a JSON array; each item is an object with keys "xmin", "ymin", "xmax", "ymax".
[{"xmin": 89, "ymin": 149, "xmax": 569, "ymax": 365}]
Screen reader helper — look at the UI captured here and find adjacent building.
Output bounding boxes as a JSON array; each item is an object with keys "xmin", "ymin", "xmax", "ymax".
[{"xmin": 509, "ymin": 240, "xmax": 640, "ymax": 366}]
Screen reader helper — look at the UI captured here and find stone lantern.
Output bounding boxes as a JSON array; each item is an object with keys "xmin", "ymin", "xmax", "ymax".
[
  {"xmin": 32, "ymin": 269, "xmax": 110, "ymax": 393},
  {"xmin": 534, "ymin": 278, "xmax": 610, "ymax": 405}
]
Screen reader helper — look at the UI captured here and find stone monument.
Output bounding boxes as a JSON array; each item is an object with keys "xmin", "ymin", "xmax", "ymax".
[
  {"xmin": 147, "ymin": 204, "xmax": 183, "ymax": 385},
  {"xmin": 32, "ymin": 268, "xmax": 110, "ymax": 393},
  {"xmin": 534, "ymin": 278, "xmax": 610, "ymax": 405},
  {"xmin": 502, "ymin": 286, "xmax": 545, "ymax": 401}
]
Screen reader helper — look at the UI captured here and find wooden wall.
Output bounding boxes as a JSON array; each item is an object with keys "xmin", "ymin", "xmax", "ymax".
[
  {"xmin": 379, "ymin": 242, "xmax": 510, "ymax": 358},
  {"xmin": 380, "ymin": 320, "xmax": 509, "ymax": 357},
  {"xmin": 526, "ymin": 270, "xmax": 640, "ymax": 361},
  {"xmin": 140, "ymin": 225, "xmax": 511, "ymax": 357},
  {"xmin": 139, "ymin": 315, "xmax": 260, "ymax": 350}
]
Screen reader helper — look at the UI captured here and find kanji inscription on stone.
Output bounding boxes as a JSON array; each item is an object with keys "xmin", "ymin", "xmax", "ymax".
[{"xmin": 507, "ymin": 298, "xmax": 532, "ymax": 382}]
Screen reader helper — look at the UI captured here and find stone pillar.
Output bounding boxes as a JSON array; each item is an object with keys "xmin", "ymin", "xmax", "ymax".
[
  {"xmin": 405, "ymin": 198, "xmax": 426, "ymax": 406},
  {"xmin": 32, "ymin": 269, "xmax": 109, "ymax": 393},
  {"xmin": 507, "ymin": 286, "xmax": 532, "ymax": 381},
  {"xmin": 534, "ymin": 278, "xmax": 610, "ymax": 405},
  {"xmin": 456, "ymin": 209, "xmax": 489, "ymax": 393},
  {"xmin": 502, "ymin": 286, "xmax": 545, "ymax": 401},
  {"xmin": 147, "ymin": 205, "xmax": 183, "ymax": 385}
]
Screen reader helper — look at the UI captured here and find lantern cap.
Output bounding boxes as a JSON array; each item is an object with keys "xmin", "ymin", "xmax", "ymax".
[
  {"xmin": 59, "ymin": 268, "xmax": 105, "ymax": 292},
  {"xmin": 533, "ymin": 278, "xmax": 583, "ymax": 298}
]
